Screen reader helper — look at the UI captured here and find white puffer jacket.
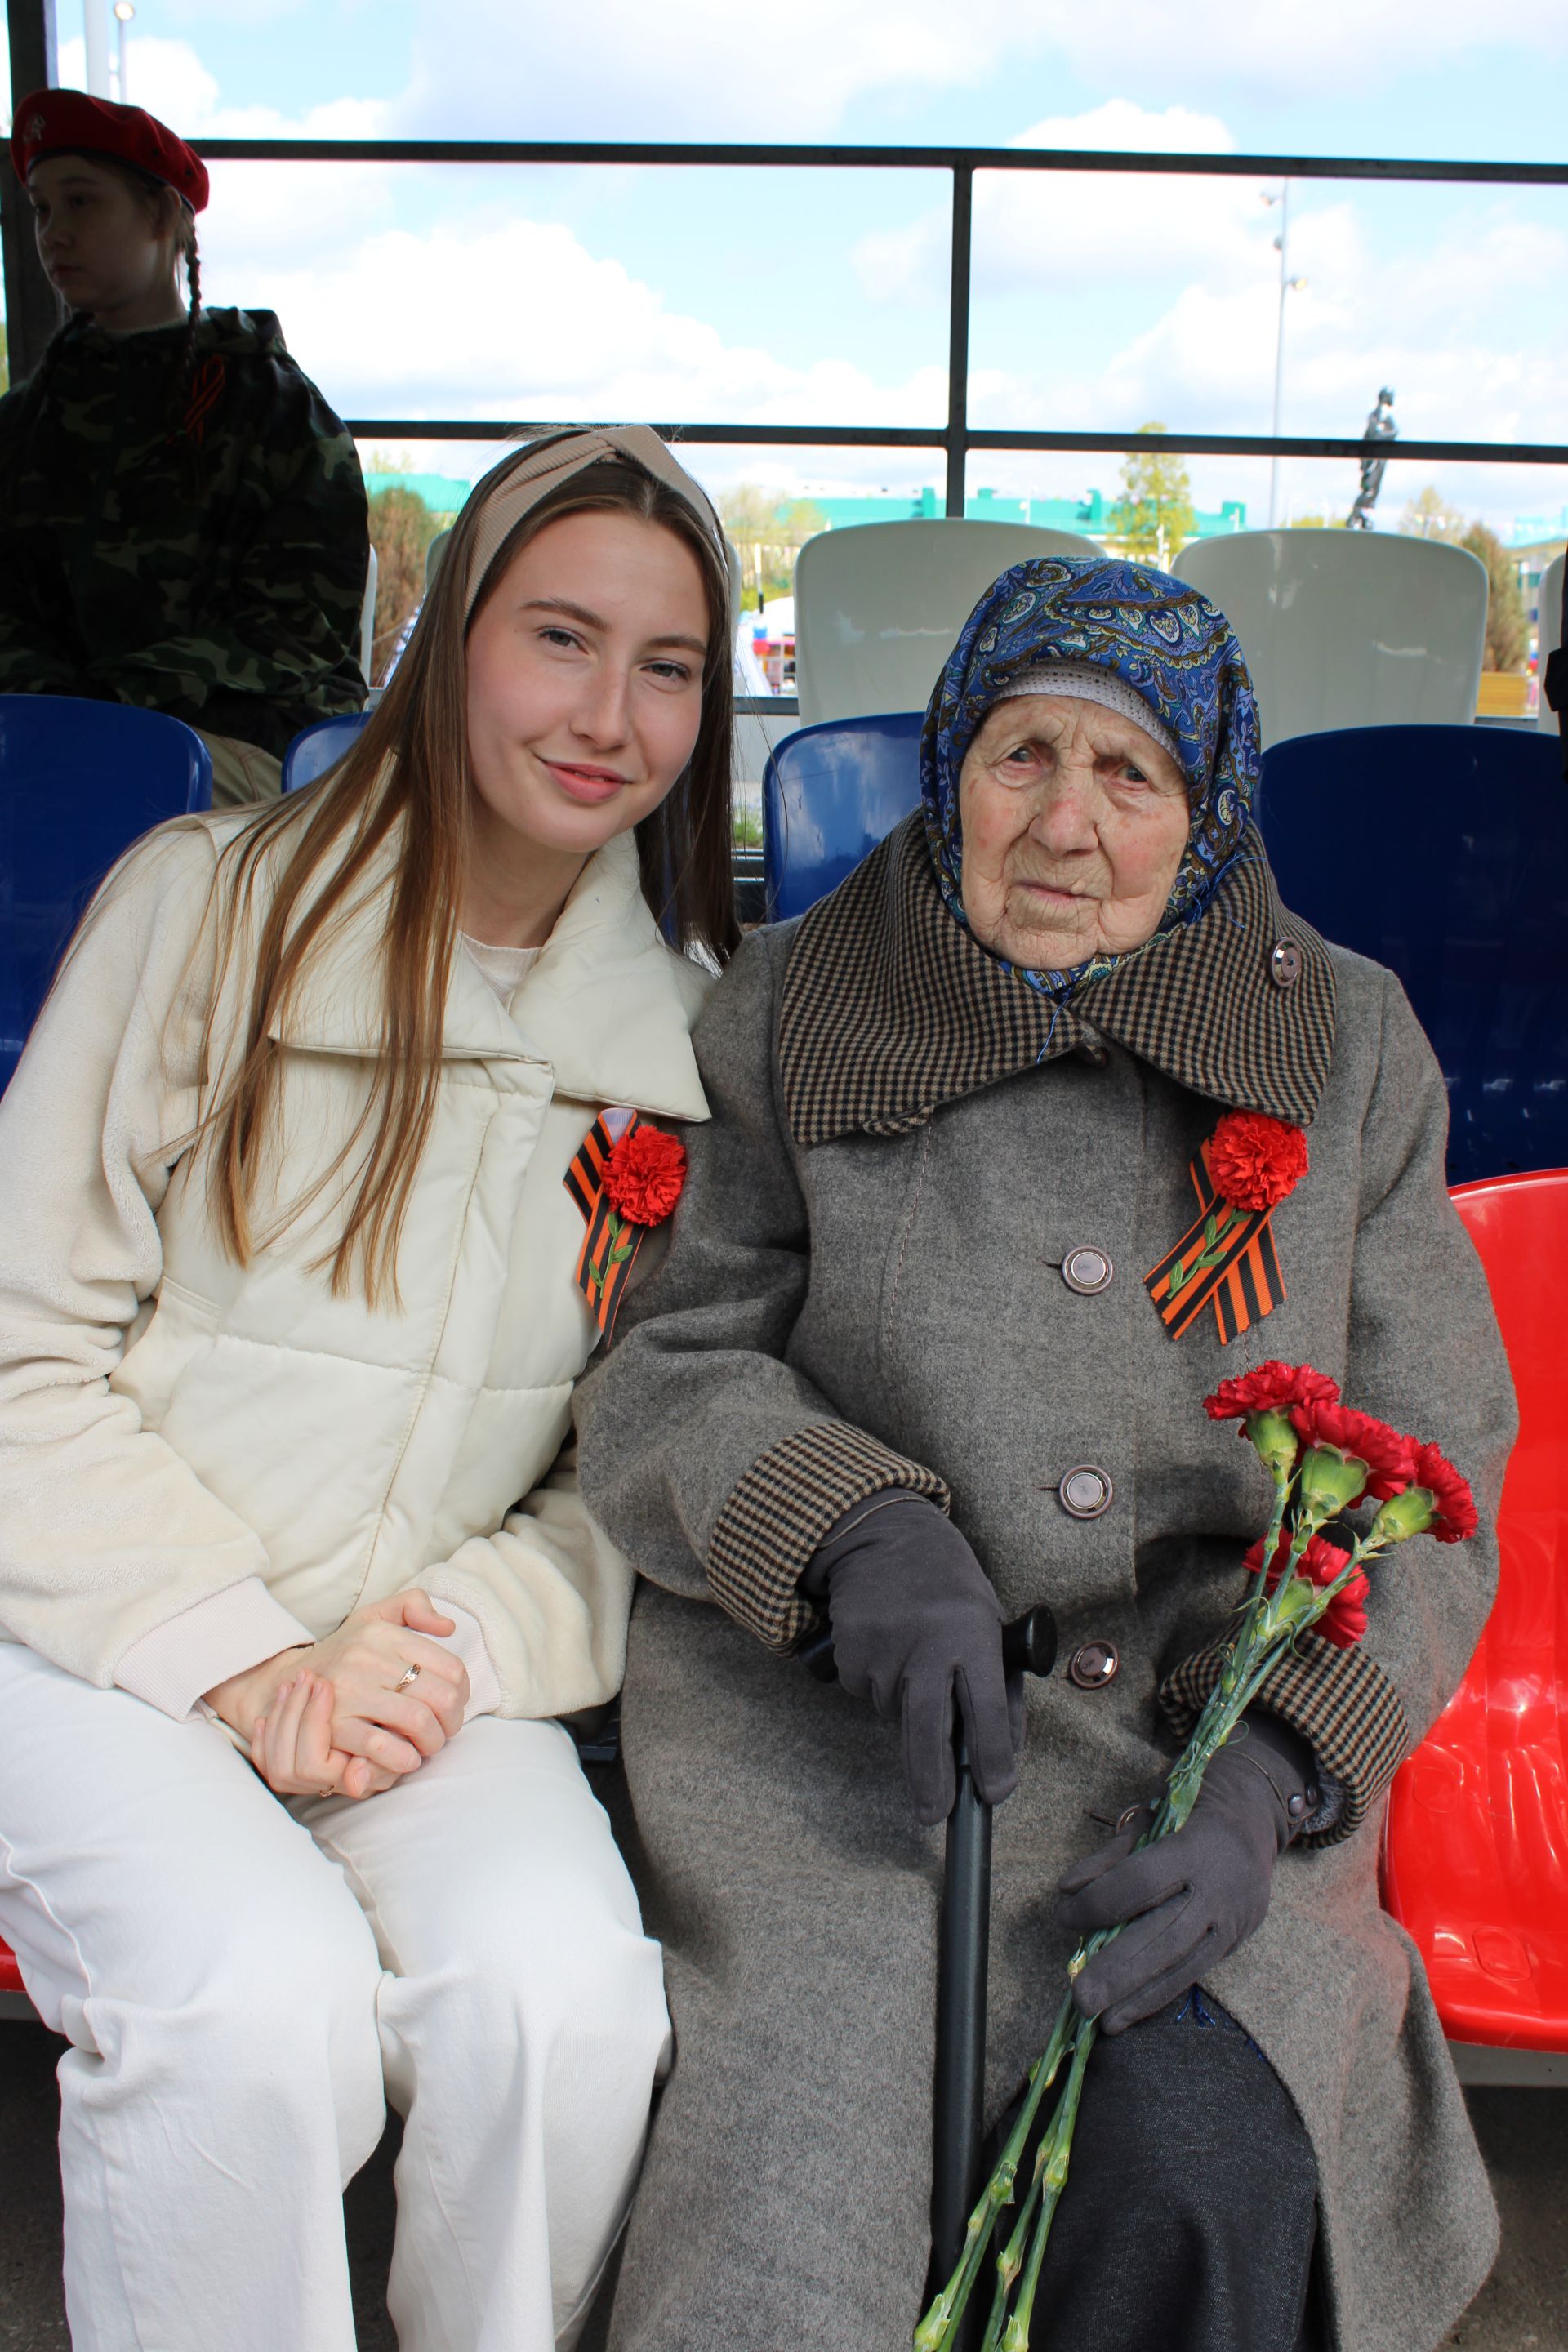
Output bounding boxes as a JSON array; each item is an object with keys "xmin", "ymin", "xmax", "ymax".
[{"xmin": 0, "ymin": 812, "xmax": 711, "ymax": 1722}]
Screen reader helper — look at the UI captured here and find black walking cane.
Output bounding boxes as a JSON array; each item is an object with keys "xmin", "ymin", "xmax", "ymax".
[{"xmin": 800, "ymin": 1604, "xmax": 1058, "ymax": 2338}]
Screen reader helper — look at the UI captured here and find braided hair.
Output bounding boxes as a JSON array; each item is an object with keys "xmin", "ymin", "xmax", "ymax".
[{"xmin": 172, "ymin": 198, "xmax": 203, "ymax": 431}]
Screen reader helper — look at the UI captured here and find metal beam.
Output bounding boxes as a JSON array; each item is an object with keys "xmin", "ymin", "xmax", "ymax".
[
  {"xmin": 2, "ymin": 0, "xmax": 60, "ymax": 387},
  {"xmin": 943, "ymin": 167, "xmax": 973, "ymax": 518},
  {"xmin": 183, "ymin": 132, "xmax": 1568, "ymax": 489},
  {"xmin": 190, "ymin": 136, "xmax": 1568, "ymax": 188},
  {"xmin": 341, "ymin": 419, "xmax": 1568, "ymax": 470}
]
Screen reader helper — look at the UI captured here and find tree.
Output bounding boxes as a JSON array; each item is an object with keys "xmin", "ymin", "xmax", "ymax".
[
  {"xmin": 1462, "ymin": 523, "xmax": 1529, "ymax": 673},
  {"xmin": 367, "ymin": 485, "xmax": 443, "ymax": 684},
  {"xmin": 1108, "ymin": 425, "xmax": 1195, "ymax": 565},
  {"xmin": 719, "ymin": 484, "xmax": 826, "ymax": 604},
  {"xmin": 1398, "ymin": 485, "xmax": 1466, "ymax": 544}
]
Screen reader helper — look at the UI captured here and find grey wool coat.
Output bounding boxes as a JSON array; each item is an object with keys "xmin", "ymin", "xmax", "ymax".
[{"xmin": 574, "ymin": 815, "xmax": 1517, "ymax": 2352}]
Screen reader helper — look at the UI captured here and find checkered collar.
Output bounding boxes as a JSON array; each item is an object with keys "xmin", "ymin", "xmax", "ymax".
[{"xmin": 778, "ymin": 813, "xmax": 1337, "ymax": 1147}]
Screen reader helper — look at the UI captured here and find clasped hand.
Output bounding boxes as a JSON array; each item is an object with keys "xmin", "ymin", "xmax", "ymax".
[{"xmin": 203, "ymin": 1590, "xmax": 470, "ymax": 1802}]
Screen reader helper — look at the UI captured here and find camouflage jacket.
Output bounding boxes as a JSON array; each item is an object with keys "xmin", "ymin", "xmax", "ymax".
[{"xmin": 0, "ymin": 307, "xmax": 369, "ymax": 756}]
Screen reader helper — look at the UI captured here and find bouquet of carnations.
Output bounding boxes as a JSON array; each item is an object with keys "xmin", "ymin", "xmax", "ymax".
[{"xmin": 915, "ymin": 1360, "xmax": 1477, "ymax": 2352}]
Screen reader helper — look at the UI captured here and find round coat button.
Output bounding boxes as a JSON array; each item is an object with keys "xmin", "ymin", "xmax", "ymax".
[
  {"xmin": 1067, "ymin": 1641, "xmax": 1120, "ymax": 1690},
  {"xmin": 1058, "ymin": 1465, "xmax": 1113, "ymax": 1518},
  {"xmin": 1062, "ymin": 1246, "xmax": 1113, "ymax": 1295},
  {"xmin": 1270, "ymin": 940, "xmax": 1302, "ymax": 987}
]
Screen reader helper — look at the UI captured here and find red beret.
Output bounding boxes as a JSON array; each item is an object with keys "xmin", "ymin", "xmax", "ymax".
[{"xmin": 11, "ymin": 88, "xmax": 209, "ymax": 213}]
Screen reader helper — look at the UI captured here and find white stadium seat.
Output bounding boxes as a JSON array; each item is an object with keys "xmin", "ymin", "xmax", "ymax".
[
  {"xmin": 1173, "ymin": 528, "xmax": 1486, "ymax": 749},
  {"xmin": 793, "ymin": 519, "xmax": 1104, "ymax": 727},
  {"xmin": 359, "ymin": 544, "xmax": 378, "ymax": 693},
  {"xmin": 1537, "ymin": 552, "xmax": 1564, "ymax": 735},
  {"xmin": 425, "ymin": 528, "xmax": 452, "ymax": 589}
]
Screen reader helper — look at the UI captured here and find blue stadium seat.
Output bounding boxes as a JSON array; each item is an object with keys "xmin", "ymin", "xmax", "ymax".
[
  {"xmin": 0, "ymin": 696, "xmax": 212, "ymax": 1095},
  {"xmin": 283, "ymin": 710, "xmax": 372, "ymax": 793},
  {"xmin": 1261, "ymin": 725, "xmax": 1568, "ymax": 1185},
  {"xmin": 762, "ymin": 711, "xmax": 922, "ymax": 920}
]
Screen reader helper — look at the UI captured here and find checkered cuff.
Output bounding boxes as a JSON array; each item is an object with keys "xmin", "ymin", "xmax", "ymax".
[
  {"xmin": 706, "ymin": 1421, "xmax": 951, "ymax": 1652},
  {"xmin": 1159, "ymin": 1637, "xmax": 1411, "ymax": 1846}
]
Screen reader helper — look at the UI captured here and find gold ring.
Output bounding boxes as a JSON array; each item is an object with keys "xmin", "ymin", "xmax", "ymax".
[
  {"xmin": 394, "ymin": 1663, "xmax": 421, "ymax": 1691},
  {"xmin": 318, "ymin": 1784, "xmax": 337, "ymax": 1799}
]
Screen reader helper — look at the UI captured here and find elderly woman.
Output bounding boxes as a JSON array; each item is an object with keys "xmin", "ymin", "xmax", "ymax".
[{"xmin": 573, "ymin": 558, "xmax": 1515, "ymax": 2352}]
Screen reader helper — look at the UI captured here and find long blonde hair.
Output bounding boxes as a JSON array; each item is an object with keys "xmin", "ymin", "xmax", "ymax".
[{"xmin": 191, "ymin": 440, "xmax": 736, "ymax": 1306}]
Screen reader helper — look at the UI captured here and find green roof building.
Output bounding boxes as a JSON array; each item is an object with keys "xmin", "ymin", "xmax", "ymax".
[
  {"xmin": 363, "ymin": 470, "xmax": 472, "ymax": 519},
  {"xmin": 791, "ymin": 484, "xmax": 1247, "ymax": 541}
]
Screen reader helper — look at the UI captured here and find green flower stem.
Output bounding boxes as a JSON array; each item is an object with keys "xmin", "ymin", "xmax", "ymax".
[
  {"xmin": 1249, "ymin": 1466, "xmax": 1292, "ymax": 1605},
  {"xmin": 997, "ymin": 2020, "xmax": 1097, "ymax": 2351},
  {"xmin": 913, "ymin": 1998, "xmax": 1077, "ymax": 2352},
  {"xmin": 978, "ymin": 2153, "xmax": 1045, "ymax": 2351},
  {"xmin": 912, "ymin": 1465, "xmax": 1402, "ymax": 2351}
]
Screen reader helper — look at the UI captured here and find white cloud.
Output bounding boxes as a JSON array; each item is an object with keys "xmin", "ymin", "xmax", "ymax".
[
  {"xmin": 855, "ymin": 102, "xmax": 1259, "ymax": 304},
  {"xmin": 390, "ymin": 0, "xmax": 1562, "ymax": 137},
  {"xmin": 51, "ymin": 34, "xmax": 220, "ymax": 127},
  {"xmin": 216, "ymin": 212, "xmax": 951, "ymax": 437},
  {"xmin": 27, "ymin": 30, "xmax": 1566, "ymax": 543},
  {"xmin": 50, "ymin": 32, "xmax": 387, "ymax": 140},
  {"xmin": 964, "ymin": 188, "xmax": 1568, "ymax": 531}
]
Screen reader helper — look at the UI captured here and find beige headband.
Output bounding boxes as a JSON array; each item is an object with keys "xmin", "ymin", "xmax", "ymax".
[{"xmin": 461, "ymin": 424, "xmax": 726, "ymax": 620}]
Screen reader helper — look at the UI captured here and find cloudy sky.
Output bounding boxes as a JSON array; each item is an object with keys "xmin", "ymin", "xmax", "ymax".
[{"xmin": 13, "ymin": 0, "xmax": 1568, "ymax": 533}]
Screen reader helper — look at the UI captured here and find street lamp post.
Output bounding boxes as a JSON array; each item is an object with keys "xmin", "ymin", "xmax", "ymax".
[
  {"xmin": 113, "ymin": 2, "xmax": 133, "ymax": 101},
  {"xmin": 83, "ymin": 0, "xmax": 109, "ymax": 96},
  {"xmin": 1266, "ymin": 184, "xmax": 1307, "ymax": 528}
]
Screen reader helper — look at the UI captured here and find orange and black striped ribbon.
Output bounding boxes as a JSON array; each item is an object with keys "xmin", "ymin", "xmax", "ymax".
[
  {"xmin": 564, "ymin": 1111, "xmax": 644, "ymax": 1340},
  {"xmin": 182, "ymin": 354, "xmax": 226, "ymax": 444},
  {"xmin": 1144, "ymin": 1141, "xmax": 1285, "ymax": 1343}
]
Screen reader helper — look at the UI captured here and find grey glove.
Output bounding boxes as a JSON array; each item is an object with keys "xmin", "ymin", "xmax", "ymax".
[
  {"xmin": 1054, "ymin": 1713, "xmax": 1319, "ymax": 2035},
  {"xmin": 806, "ymin": 1493, "xmax": 1021, "ymax": 1826}
]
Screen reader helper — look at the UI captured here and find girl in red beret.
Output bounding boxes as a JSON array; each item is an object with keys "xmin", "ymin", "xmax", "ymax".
[{"xmin": 0, "ymin": 89, "xmax": 370, "ymax": 804}]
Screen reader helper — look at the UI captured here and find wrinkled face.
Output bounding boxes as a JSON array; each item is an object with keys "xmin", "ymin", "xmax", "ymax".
[
  {"xmin": 464, "ymin": 508, "xmax": 709, "ymax": 862},
  {"xmin": 957, "ymin": 693, "xmax": 1192, "ymax": 968},
  {"xmin": 28, "ymin": 154, "xmax": 175, "ymax": 317}
]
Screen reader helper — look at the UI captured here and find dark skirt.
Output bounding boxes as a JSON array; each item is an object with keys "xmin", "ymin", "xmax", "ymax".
[{"xmin": 1026, "ymin": 1989, "xmax": 1319, "ymax": 2352}]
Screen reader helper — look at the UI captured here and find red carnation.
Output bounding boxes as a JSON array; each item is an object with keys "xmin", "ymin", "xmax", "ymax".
[
  {"xmin": 1245, "ymin": 1530, "xmax": 1369, "ymax": 1650},
  {"xmin": 1407, "ymin": 1440, "xmax": 1479, "ymax": 1544},
  {"xmin": 1209, "ymin": 1111, "xmax": 1309, "ymax": 1213},
  {"xmin": 1204, "ymin": 1361, "xmax": 1339, "ymax": 1424},
  {"xmin": 601, "ymin": 1125, "xmax": 688, "ymax": 1227},
  {"xmin": 1289, "ymin": 1399, "xmax": 1415, "ymax": 1503}
]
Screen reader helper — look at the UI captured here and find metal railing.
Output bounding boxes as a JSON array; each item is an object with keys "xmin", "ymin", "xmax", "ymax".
[{"xmin": 185, "ymin": 134, "xmax": 1568, "ymax": 510}]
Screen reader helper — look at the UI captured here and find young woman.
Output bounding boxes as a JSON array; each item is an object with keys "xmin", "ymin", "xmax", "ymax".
[
  {"xmin": 1, "ymin": 87, "xmax": 369, "ymax": 804},
  {"xmin": 0, "ymin": 424, "xmax": 736, "ymax": 2352}
]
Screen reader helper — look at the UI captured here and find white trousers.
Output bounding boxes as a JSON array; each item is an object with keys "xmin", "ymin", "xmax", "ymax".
[{"xmin": 0, "ymin": 1644, "xmax": 671, "ymax": 2352}]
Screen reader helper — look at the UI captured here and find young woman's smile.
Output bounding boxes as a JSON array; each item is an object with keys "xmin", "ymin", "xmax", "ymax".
[
  {"xmin": 540, "ymin": 758, "xmax": 634, "ymax": 805},
  {"xmin": 461, "ymin": 506, "xmax": 710, "ymax": 944}
]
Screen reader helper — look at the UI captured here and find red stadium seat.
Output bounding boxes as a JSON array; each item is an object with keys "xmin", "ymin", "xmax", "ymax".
[
  {"xmin": 1383, "ymin": 1169, "xmax": 1568, "ymax": 2056},
  {"xmin": 0, "ymin": 1938, "xmax": 25, "ymax": 2000}
]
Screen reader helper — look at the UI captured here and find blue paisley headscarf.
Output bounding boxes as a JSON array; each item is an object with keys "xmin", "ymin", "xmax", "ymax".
[{"xmin": 920, "ymin": 555, "xmax": 1263, "ymax": 1003}]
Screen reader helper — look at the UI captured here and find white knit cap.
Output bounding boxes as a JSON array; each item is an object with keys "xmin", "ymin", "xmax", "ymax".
[{"xmin": 992, "ymin": 660, "xmax": 1183, "ymax": 767}]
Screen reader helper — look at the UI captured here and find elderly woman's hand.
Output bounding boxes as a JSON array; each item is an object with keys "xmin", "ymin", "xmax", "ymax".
[
  {"xmin": 806, "ymin": 1493, "xmax": 1021, "ymax": 1825},
  {"xmin": 1054, "ymin": 1713, "xmax": 1320, "ymax": 2033}
]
